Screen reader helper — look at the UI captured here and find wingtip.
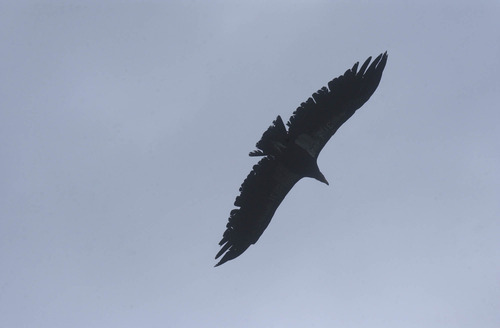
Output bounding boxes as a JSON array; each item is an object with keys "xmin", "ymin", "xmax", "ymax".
[
  {"xmin": 380, "ymin": 51, "xmax": 388, "ymax": 62},
  {"xmin": 214, "ymin": 257, "xmax": 228, "ymax": 267},
  {"xmin": 377, "ymin": 51, "xmax": 389, "ymax": 70}
]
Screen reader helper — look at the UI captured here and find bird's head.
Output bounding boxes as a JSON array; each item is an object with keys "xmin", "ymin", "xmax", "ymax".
[
  {"xmin": 313, "ymin": 170, "xmax": 329, "ymax": 185},
  {"xmin": 307, "ymin": 160, "xmax": 329, "ymax": 185}
]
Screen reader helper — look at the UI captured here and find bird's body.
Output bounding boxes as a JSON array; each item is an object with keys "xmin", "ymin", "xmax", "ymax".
[{"xmin": 216, "ymin": 53, "xmax": 388, "ymax": 266}]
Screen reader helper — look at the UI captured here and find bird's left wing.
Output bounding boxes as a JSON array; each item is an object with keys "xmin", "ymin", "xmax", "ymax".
[{"xmin": 215, "ymin": 156, "xmax": 302, "ymax": 266}]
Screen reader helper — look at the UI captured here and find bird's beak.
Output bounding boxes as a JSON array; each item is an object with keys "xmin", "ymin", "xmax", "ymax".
[{"xmin": 317, "ymin": 172, "xmax": 329, "ymax": 185}]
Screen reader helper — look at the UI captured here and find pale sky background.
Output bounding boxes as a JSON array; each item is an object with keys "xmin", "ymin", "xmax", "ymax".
[{"xmin": 1, "ymin": 2, "xmax": 499, "ymax": 328}]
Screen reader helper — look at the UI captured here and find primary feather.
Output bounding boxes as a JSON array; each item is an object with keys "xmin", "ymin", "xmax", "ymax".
[{"xmin": 215, "ymin": 52, "xmax": 388, "ymax": 266}]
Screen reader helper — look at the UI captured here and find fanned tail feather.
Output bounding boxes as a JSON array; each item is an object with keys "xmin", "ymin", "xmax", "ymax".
[{"xmin": 249, "ymin": 115, "xmax": 288, "ymax": 156}]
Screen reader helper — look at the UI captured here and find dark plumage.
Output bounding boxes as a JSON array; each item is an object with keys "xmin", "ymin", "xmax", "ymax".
[{"xmin": 215, "ymin": 52, "xmax": 388, "ymax": 266}]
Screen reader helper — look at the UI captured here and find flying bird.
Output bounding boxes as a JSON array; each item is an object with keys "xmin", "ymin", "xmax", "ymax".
[{"xmin": 215, "ymin": 52, "xmax": 388, "ymax": 267}]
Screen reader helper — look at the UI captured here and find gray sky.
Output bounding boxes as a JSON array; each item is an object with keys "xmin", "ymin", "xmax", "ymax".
[{"xmin": 1, "ymin": 2, "xmax": 499, "ymax": 327}]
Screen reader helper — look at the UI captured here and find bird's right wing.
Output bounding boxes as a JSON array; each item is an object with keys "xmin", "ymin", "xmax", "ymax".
[
  {"xmin": 215, "ymin": 156, "xmax": 302, "ymax": 266},
  {"xmin": 287, "ymin": 52, "xmax": 388, "ymax": 159}
]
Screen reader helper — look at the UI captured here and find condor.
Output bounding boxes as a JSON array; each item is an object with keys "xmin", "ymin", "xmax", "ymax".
[{"xmin": 216, "ymin": 53, "xmax": 388, "ymax": 266}]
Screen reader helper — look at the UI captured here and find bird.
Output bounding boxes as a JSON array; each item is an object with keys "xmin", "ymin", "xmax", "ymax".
[{"xmin": 215, "ymin": 52, "xmax": 388, "ymax": 267}]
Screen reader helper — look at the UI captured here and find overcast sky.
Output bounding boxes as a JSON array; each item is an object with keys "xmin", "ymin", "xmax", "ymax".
[{"xmin": 1, "ymin": 2, "xmax": 499, "ymax": 328}]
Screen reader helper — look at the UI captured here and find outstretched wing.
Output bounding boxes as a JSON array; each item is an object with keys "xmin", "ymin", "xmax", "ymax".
[
  {"xmin": 215, "ymin": 157, "xmax": 301, "ymax": 266},
  {"xmin": 287, "ymin": 52, "xmax": 388, "ymax": 158}
]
